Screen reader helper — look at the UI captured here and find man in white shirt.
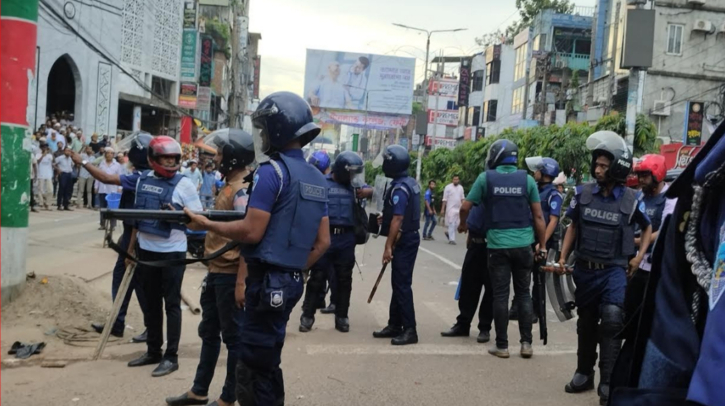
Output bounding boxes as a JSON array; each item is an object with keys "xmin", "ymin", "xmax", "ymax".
[
  {"xmin": 36, "ymin": 143, "xmax": 55, "ymax": 210},
  {"xmin": 96, "ymin": 147, "xmax": 124, "ymax": 229},
  {"xmin": 182, "ymin": 160, "xmax": 203, "ymax": 192},
  {"xmin": 54, "ymin": 147, "xmax": 75, "ymax": 210},
  {"xmin": 441, "ymin": 175, "xmax": 465, "ymax": 245},
  {"xmin": 77, "ymin": 146, "xmax": 96, "ymax": 208},
  {"xmin": 308, "ymin": 62, "xmax": 348, "ymax": 109}
]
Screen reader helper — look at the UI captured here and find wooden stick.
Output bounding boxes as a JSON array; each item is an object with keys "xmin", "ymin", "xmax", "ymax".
[
  {"xmin": 92, "ymin": 264, "xmax": 136, "ymax": 360},
  {"xmin": 367, "ymin": 262, "xmax": 388, "ymax": 303}
]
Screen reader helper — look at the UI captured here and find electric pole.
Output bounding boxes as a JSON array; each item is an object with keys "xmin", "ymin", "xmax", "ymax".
[
  {"xmin": 606, "ymin": 2, "xmax": 622, "ymax": 112},
  {"xmin": 392, "ymin": 23, "xmax": 467, "ymax": 183},
  {"xmin": 1, "ymin": 0, "xmax": 39, "ymax": 303},
  {"xmin": 625, "ymin": 0, "xmax": 648, "ymax": 149}
]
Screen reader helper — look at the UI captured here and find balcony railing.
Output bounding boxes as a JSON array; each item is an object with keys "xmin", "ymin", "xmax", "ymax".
[
  {"xmin": 571, "ymin": 6, "xmax": 595, "ymax": 17},
  {"xmin": 552, "ymin": 52, "xmax": 590, "ymax": 71}
]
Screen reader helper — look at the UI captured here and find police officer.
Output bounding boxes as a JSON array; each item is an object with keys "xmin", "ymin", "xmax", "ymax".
[
  {"xmin": 625, "ymin": 154, "xmax": 675, "ymax": 315},
  {"xmin": 558, "ymin": 131, "xmax": 652, "ymax": 405},
  {"xmin": 165, "ymin": 130, "xmax": 254, "ymax": 406},
  {"xmin": 508, "ymin": 157, "xmax": 564, "ymax": 322},
  {"xmin": 459, "ymin": 140, "xmax": 548, "ymax": 359},
  {"xmin": 300, "ymin": 151, "xmax": 372, "ymax": 333},
  {"xmin": 307, "ymin": 150, "xmax": 337, "ymax": 314},
  {"xmin": 372, "ymin": 145, "xmax": 421, "ymax": 346},
  {"xmin": 185, "ymin": 91, "xmax": 330, "ymax": 405},
  {"xmin": 127, "ymin": 136, "xmax": 204, "ymax": 377},
  {"xmin": 440, "ymin": 202, "xmax": 493, "ymax": 343},
  {"xmin": 71, "ymin": 132, "xmax": 152, "ymax": 342}
]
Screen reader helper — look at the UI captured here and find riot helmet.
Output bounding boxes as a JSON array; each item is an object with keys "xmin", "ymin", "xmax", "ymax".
[
  {"xmin": 586, "ymin": 131, "xmax": 632, "ymax": 183},
  {"xmin": 486, "ymin": 139, "xmax": 519, "ymax": 169},
  {"xmin": 118, "ymin": 131, "xmax": 153, "ymax": 170},
  {"xmin": 308, "ymin": 150, "xmax": 331, "ymax": 174},
  {"xmin": 207, "ymin": 129, "xmax": 255, "ymax": 176},
  {"xmin": 251, "ymin": 92, "xmax": 320, "ymax": 154},
  {"xmin": 148, "ymin": 136, "xmax": 182, "ymax": 178},
  {"xmin": 332, "ymin": 151, "xmax": 364, "ymax": 186},
  {"xmin": 381, "ymin": 145, "xmax": 410, "ymax": 178},
  {"xmin": 525, "ymin": 156, "xmax": 560, "ymax": 181}
]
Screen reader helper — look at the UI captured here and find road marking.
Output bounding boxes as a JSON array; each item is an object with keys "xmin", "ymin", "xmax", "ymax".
[
  {"xmin": 306, "ymin": 344, "xmax": 576, "ymax": 356},
  {"xmin": 418, "ymin": 246, "xmax": 462, "ymax": 270}
]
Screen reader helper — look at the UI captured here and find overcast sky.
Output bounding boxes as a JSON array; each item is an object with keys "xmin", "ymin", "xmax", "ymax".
[{"xmin": 249, "ymin": 0, "xmax": 595, "ymax": 99}]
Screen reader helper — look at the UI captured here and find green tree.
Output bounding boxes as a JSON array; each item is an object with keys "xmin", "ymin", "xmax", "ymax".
[{"xmin": 515, "ymin": 0, "xmax": 575, "ymax": 25}]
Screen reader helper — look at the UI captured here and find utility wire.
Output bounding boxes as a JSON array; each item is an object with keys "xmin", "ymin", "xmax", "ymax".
[{"xmin": 39, "ymin": 0, "xmax": 228, "ymax": 126}]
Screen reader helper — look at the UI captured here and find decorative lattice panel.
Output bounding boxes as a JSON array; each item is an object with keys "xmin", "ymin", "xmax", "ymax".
[
  {"xmin": 152, "ymin": 0, "xmax": 182, "ymax": 78},
  {"xmin": 121, "ymin": 0, "xmax": 144, "ymax": 67}
]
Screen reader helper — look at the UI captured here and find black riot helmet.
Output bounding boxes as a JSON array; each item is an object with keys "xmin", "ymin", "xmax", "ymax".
[
  {"xmin": 122, "ymin": 131, "xmax": 153, "ymax": 170},
  {"xmin": 332, "ymin": 151, "xmax": 364, "ymax": 185},
  {"xmin": 211, "ymin": 129, "xmax": 255, "ymax": 176},
  {"xmin": 586, "ymin": 130, "xmax": 632, "ymax": 183},
  {"xmin": 251, "ymin": 91, "xmax": 320, "ymax": 153},
  {"xmin": 486, "ymin": 139, "xmax": 519, "ymax": 169},
  {"xmin": 382, "ymin": 145, "xmax": 410, "ymax": 178}
]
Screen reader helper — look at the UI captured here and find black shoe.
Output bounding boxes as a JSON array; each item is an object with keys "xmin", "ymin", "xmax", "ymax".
[
  {"xmin": 128, "ymin": 353, "xmax": 162, "ymax": 367},
  {"xmin": 64, "ymin": 207, "xmax": 73, "ymax": 211},
  {"xmin": 165, "ymin": 392, "xmax": 208, "ymax": 406},
  {"xmin": 428, "ymin": 235, "xmax": 435, "ymax": 241},
  {"xmin": 132, "ymin": 329, "xmax": 147, "ymax": 343},
  {"xmin": 565, "ymin": 371, "xmax": 595, "ymax": 393},
  {"xmin": 91, "ymin": 322, "xmax": 123, "ymax": 338},
  {"xmin": 151, "ymin": 359, "xmax": 179, "ymax": 377},
  {"xmin": 299, "ymin": 315, "xmax": 315, "ymax": 332},
  {"xmin": 391, "ymin": 328, "xmax": 418, "ymax": 345},
  {"xmin": 320, "ymin": 303, "xmax": 336, "ymax": 314},
  {"xmin": 477, "ymin": 331, "xmax": 490, "ymax": 343},
  {"xmin": 335, "ymin": 317, "xmax": 350, "ymax": 333},
  {"xmin": 440, "ymin": 323, "xmax": 470, "ymax": 337},
  {"xmin": 373, "ymin": 325, "xmax": 403, "ymax": 338}
]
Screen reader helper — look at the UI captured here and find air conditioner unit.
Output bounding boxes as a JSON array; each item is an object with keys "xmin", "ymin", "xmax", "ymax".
[
  {"xmin": 652, "ymin": 100, "xmax": 671, "ymax": 116},
  {"xmin": 693, "ymin": 19, "xmax": 714, "ymax": 32},
  {"xmin": 554, "ymin": 60, "xmax": 566, "ymax": 69},
  {"xmin": 687, "ymin": 0, "xmax": 706, "ymax": 5}
]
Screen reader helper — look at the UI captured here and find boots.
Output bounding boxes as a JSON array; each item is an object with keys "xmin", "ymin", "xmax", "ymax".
[
  {"xmin": 391, "ymin": 327, "xmax": 418, "ymax": 346},
  {"xmin": 440, "ymin": 323, "xmax": 470, "ymax": 337},
  {"xmin": 299, "ymin": 315, "xmax": 315, "ymax": 332},
  {"xmin": 373, "ymin": 325, "xmax": 403, "ymax": 338},
  {"xmin": 565, "ymin": 371, "xmax": 595, "ymax": 393},
  {"xmin": 335, "ymin": 317, "xmax": 349, "ymax": 333}
]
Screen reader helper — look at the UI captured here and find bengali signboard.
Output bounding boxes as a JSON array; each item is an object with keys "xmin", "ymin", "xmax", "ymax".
[
  {"xmin": 458, "ymin": 58, "xmax": 471, "ymax": 107},
  {"xmin": 683, "ymin": 101, "xmax": 704, "ymax": 146},
  {"xmin": 180, "ymin": 30, "xmax": 197, "ymax": 81},
  {"xmin": 314, "ymin": 109, "xmax": 409, "ymax": 130},
  {"xmin": 428, "ymin": 78, "xmax": 459, "ymax": 98},
  {"xmin": 428, "ymin": 109, "xmax": 460, "ymax": 126},
  {"xmin": 304, "ymin": 49, "xmax": 415, "ymax": 114},
  {"xmin": 183, "ymin": 1, "xmax": 196, "ymax": 29},
  {"xmin": 199, "ymin": 36, "xmax": 214, "ymax": 87},
  {"xmin": 196, "ymin": 86, "xmax": 211, "ymax": 111},
  {"xmin": 425, "ymin": 136, "xmax": 457, "ymax": 150},
  {"xmin": 179, "ymin": 83, "xmax": 198, "ymax": 109}
]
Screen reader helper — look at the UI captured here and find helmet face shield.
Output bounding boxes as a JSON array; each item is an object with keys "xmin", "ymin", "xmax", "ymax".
[
  {"xmin": 252, "ymin": 122, "xmax": 270, "ymax": 164},
  {"xmin": 586, "ymin": 131, "xmax": 630, "ymax": 157},
  {"xmin": 349, "ymin": 165, "xmax": 365, "ymax": 188},
  {"xmin": 525, "ymin": 156, "xmax": 544, "ymax": 173}
]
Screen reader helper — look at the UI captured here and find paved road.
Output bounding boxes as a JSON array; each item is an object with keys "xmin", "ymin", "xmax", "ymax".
[{"xmin": 2, "ymin": 210, "xmax": 599, "ymax": 406}]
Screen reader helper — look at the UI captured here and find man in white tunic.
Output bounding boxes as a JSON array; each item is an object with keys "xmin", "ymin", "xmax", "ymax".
[{"xmin": 442, "ymin": 175, "xmax": 465, "ymax": 245}]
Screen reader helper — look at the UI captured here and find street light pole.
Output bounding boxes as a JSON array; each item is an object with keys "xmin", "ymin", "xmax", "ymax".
[{"xmin": 392, "ymin": 24, "xmax": 466, "ymax": 183}]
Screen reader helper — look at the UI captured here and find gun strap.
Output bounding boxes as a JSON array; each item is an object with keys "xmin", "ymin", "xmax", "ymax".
[{"xmin": 106, "ymin": 234, "xmax": 240, "ymax": 268}]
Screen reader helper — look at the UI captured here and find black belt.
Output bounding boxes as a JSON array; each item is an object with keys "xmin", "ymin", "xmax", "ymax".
[
  {"xmin": 576, "ymin": 260, "xmax": 609, "ymax": 270},
  {"xmin": 470, "ymin": 237, "xmax": 486, "ymax": 244},
  {"xmin": 331, "ymin": 226, "xmax": 353, "ymax": 235}
]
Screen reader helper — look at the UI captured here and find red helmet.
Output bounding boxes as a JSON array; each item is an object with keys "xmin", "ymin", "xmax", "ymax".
[
  {"xmin": 148, "ymin": 136, "xmax": 182, "ymax": 178},
  {"xmin": 626, "ymin": 174, "xmax": 639, "ymax": 188},
  {"xmin": 636, "ymin": 154, "xmax": 666, "ymax": 183}
]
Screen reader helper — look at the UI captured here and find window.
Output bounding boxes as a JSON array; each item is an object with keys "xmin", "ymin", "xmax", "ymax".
[
  {"xmin": 470, "ymin": 106, "xmax": 481, "ymax": 126},
  {"xmin": 511, "ymin": 87, "xmax": 524, "ymax": 115},
  {"xmin": 485, "ymin": 100, "xmax": 498, "ymax": 122},
  {"xmin": 667, "ymin": 24, "xmax": 684, "ymax": 55},
  {"xmin": 486, "ymin": 60, "xmax": 500, "ymax": 84},
  {"xmin": 472, "ymin": 70, "xmax": 485, "ymax": 91},
  {"xmin": 514, "ymin": 45, "xmax": 527, "ymax": 81}
]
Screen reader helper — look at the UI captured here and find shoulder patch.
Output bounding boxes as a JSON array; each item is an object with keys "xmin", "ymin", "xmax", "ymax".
[
  {"xmin": 709, "ymin": 242, "xmax": 725, "ymax": 310},
  {"xmin": 570, "ymin": 196, "xmax": 577, "ymax": 208},
  {"xmin": 252, "ymin": 173, "xmax": 259, "ymax": 192},
  {"xmin": 393, "ymin": 195, "xmax": 400, "ymax": 205},
  {"xmin": 551, "ymin": 201, "xmax": 558, "ymax": 211},
  {"xmin": 639, "ymin": 201, "xmax": 646, "ymax": 213}
]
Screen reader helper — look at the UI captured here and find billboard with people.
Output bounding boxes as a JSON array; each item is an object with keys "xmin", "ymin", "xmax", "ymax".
[{"xmin": 304, "ymin": 49, "xmax": 415, "ymax": 115}]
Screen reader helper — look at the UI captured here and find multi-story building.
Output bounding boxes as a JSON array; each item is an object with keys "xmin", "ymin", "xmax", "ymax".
[
  {"xmin": 481, "ymin": 44, "xmax": 515, "ymax": 136},
  {"xmin": 589, "ymin": 0, "xmax": 725, "ymax": 143},
  {"xmin": 35, "ymin": 0, "xmax": 187, "ymax": 137}
]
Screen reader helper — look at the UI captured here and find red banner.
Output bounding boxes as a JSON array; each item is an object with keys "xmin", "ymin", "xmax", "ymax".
[{"xmin": 179, "ymin": 116, "xmax": 193, "ymax": 144}]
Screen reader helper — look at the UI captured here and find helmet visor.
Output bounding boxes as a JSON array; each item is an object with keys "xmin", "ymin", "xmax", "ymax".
[
  {"xmin": 348, "ymin": 164, "xmax": 365, "ymax": 188},
  {"xmin": 252, "ymin": 123, "xmax": 270, "ymax": 164},
  {"xmin": 525, "ymin": 156, "xmax": 544, "ymax": 173},
  {"xmin": 115, "ymin": 131, "xmax": 151, "ymax": 152}
]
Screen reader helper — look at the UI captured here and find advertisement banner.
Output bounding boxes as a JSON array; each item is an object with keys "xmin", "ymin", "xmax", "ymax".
[
  {"xmin": 179, "ymin": 83, "xmax": 198, "ymax": 109},
  {"xmin": 683, "ymin": 101, "xmax": 704, "ymax": 146},
  {"xmin": 458, "ymin": 58, "xmax": 471, "ymax": 107},
  {"xmin": 428, "ymin": 78, "xmax": 459, "ymax": 98},
  {"xmin": 425, "ymin": 136, "xmax": 457, "ymax": 150},
  {"xmin": 180, "ymin": 30, "xmax": 197, "ymax": 80},
  {"xmin": 183, "ymin": 1, "xmax": 196, "ymax": 29},
  {"xmin": 199, "ymin": 36, "xmax": 214, "ymax": 87},
  {"xmin": 314, "ymin": 109, "xmax": 410, "ymax": 130},
  {"xmin": 253, "ymin": 56, "xmax": 261, "ymax": 99},
  {"xmin": 428, "ymin": 109, "xmax": 460, "ymax": 126},
  {"xmin": 196, "ymin": 86, "xmax": 211, "ymax": 111},
  {"xmin": 304, "ymin": 49, "xmax": 415, "ymax": 114}
]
